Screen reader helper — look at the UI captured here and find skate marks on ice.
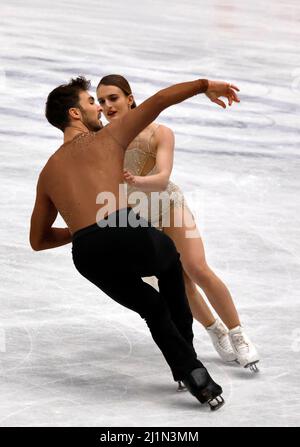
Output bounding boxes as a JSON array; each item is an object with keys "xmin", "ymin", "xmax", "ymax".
[
  {"xmin": 0, "ymin": 317, "xmax": 137, "ymax": 426},
  {"xmin": 1, "ymin": 0, "xmax": 300, "ymax": 427}
]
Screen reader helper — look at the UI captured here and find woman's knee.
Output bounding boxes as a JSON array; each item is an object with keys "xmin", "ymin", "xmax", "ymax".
[{"xmin": 185, "ymin": 261, "xmax": 212, "ymax": 284}]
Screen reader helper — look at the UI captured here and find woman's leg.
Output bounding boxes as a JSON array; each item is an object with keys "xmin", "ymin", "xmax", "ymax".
[
  {"xmin": 163, "ymin": 205, "xmax": 241, "ymax": 330},
  {"xmin": 182, "ymin": 269, "xmax": 216, "ymax": 328}
]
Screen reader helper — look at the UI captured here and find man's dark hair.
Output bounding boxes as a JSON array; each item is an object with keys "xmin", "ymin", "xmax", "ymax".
[{"xmin": 45, "ymin": 76, "xmax": 91, "ymax": 131}]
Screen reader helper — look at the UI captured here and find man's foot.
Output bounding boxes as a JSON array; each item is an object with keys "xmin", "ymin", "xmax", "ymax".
[
  {"xmin": 177, "ymin": 381, "xmax": 188, "ymax": 392},
  {"xmin": 183, "ymin": 367, "xmax": 225, "ymax": 411}
]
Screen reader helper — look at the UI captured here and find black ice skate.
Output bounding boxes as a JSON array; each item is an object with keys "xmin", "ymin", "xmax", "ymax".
[
  {"xmin": 182, "ymin": 368, "xmax": 225, "ymax": 411},
  {"xmin": 177, "ymin": 381, "xmax": 187, "ymax": 392}
]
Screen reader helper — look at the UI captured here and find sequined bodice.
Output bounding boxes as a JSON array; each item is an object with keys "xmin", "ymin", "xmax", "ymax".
[
  {"xmin": 124, "ymin": 123, "xmax": 158, "ymax": 178},
  {"xmin": 124, "ymin": 123, "xmax": 188, "ymax": 228}
]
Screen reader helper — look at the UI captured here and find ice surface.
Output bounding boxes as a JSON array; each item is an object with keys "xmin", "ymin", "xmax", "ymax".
[{"xmin": 0, "ymin": 0, "xmax": 299, "ymax": 427}]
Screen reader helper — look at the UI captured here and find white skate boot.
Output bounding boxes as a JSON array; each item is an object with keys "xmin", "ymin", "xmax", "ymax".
[
  {"xmin": 228, "ymin": 326, "xmax": 259, "ymax": 372},
  {"xmin": 206, "ymin": 319, "xmax": 237, "ymax": 363}
]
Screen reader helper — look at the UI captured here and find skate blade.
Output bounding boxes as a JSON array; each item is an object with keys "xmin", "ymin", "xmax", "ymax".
[
  {"xmin": 245, "ymin": 361, "xmax": 259, "ymax": 373},
  {"xmin": 208, "ymin": 395, "xmax": 225, "ymax": 411},
  {"xmin": 177, "ymin": 381, "xmax": 188, "ymax": 392}
]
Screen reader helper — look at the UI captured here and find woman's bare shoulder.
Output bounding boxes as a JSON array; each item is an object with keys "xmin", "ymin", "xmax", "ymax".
[{"xmin": 152, "ymin": 123, "xmax": 175, "ymax": 142}]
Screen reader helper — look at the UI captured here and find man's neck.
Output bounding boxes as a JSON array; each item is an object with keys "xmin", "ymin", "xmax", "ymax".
[{"xmin": 63, "ymin": 124, "xmax": 89, "ymax": 144}]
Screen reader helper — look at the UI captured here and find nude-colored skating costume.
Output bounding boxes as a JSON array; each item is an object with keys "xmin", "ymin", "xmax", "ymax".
[{"xmin": 124, "ymin": 123, "xmax": 193, "ymax": 229}]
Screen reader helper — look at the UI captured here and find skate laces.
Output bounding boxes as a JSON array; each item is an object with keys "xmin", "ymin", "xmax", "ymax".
[
  {"xmin": 214, "ymin": 323, "xmax": 231, "ymax": 351},
  {"xmin": 232, "ymin": 333, "xmax": 249, "ymax": 353}
]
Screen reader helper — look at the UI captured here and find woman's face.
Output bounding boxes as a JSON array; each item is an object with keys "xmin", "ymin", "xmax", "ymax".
[{"xmin": 96, "ymin": 84, "xmax": 133, "ymax": 122}]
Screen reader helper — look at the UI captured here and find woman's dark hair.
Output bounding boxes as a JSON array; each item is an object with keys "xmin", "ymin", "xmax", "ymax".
[
  {"xmin": 45, "ymin": 76, "xmax": 91, "ymax": 131},
  {"xmin": 97, "ymin": 74, "xmax": 137, "ymax": 109}
]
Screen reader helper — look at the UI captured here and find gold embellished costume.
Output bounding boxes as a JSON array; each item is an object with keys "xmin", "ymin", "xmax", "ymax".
[{"xmin": 124, "ymin": 123, "xmax": 192, "ymax": 229}]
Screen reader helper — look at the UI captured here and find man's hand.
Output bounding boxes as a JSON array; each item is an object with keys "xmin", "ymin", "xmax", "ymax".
[{"xmin": 205, "ymin": 80, "xmax": 240, "ymax": 108}]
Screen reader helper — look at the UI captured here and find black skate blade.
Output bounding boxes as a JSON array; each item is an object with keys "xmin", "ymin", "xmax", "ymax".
[
  {"xmin": 177, "ymin": 381, "xmax": 188, "ymax": 392},
  {"xmin": 208, "ymin": 395, "xmax": 225, "ymax": 411},
  {"xmin": 245, "ymin": 361, "xmax": 259, "ymax": 373},
  {"xmin": 182, "ymin": 368, "xmax": 223, "ymax": 406}
]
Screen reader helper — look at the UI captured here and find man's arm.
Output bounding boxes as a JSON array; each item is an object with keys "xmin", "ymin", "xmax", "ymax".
[
  {"xmin": 105, "ymin": 79, "xmax": 240, "ymax": 151},
  {"xmin": 29, "ymin": 173, "xmax": 72, "ymax": 251}
]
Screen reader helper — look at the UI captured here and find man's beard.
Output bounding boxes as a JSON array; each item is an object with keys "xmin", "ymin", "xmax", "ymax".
[
  {"xmin": 81, "ymin": 110, "xmax": 103, "ymax": 132},
  {"xmin": 84, "ymin": 118, "xmax": 103, "ymax": 132}
]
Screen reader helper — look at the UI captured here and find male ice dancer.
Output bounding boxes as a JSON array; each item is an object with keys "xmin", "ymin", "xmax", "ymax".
[{"xmin": 29, "ymin": 76, "xmax": 240, "ymax": 411}]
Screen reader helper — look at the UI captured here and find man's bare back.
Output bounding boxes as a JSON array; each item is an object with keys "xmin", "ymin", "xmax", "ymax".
[
  {"xmin": 41, "ymin": 128, "xmax": 128, "ymax": 235},
  {"xmin": 30, "ymin": 78, "xmax": 239, "ymax": 251},
  {"xmin": 28, "ymin": 75, "xmax": 241, "ymax": 411}
]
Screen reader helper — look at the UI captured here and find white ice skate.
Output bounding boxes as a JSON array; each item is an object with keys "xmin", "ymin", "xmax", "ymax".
[
  {"xmin": 228, "ymin": 326, "xmax": 259, "ymax": 372},
  {"xmin": 206, "ymin": 319, "xmax": 237, "ymax": 363}
]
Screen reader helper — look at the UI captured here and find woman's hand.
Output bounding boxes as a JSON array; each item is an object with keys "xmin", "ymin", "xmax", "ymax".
[
  {"xmin": 205, "ymin": 80, "xmax": 240, "ymax": 108},
  {"xmin": 123, "ymin": 169, "xmax": 142, "ymax": 187}
]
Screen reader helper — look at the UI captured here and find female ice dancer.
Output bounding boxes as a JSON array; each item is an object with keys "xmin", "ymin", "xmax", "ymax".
[{"xmin": 96, "ymin": 75, "xmax": 260, "ymax": 384}]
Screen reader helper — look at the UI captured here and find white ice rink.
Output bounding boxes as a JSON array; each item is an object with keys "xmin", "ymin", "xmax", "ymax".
[{"xmin": 0, "ymin": 0, "xmax": 300, "ymax": 427}]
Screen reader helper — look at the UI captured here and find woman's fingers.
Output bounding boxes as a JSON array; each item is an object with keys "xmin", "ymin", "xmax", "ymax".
[
  {"xmin": 124, "ymin": 170, "xmax": 135, "ymax": 184},
  {"xmin": 124, "ymin": 170, "xmax": 133, "ymax": 178}
]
